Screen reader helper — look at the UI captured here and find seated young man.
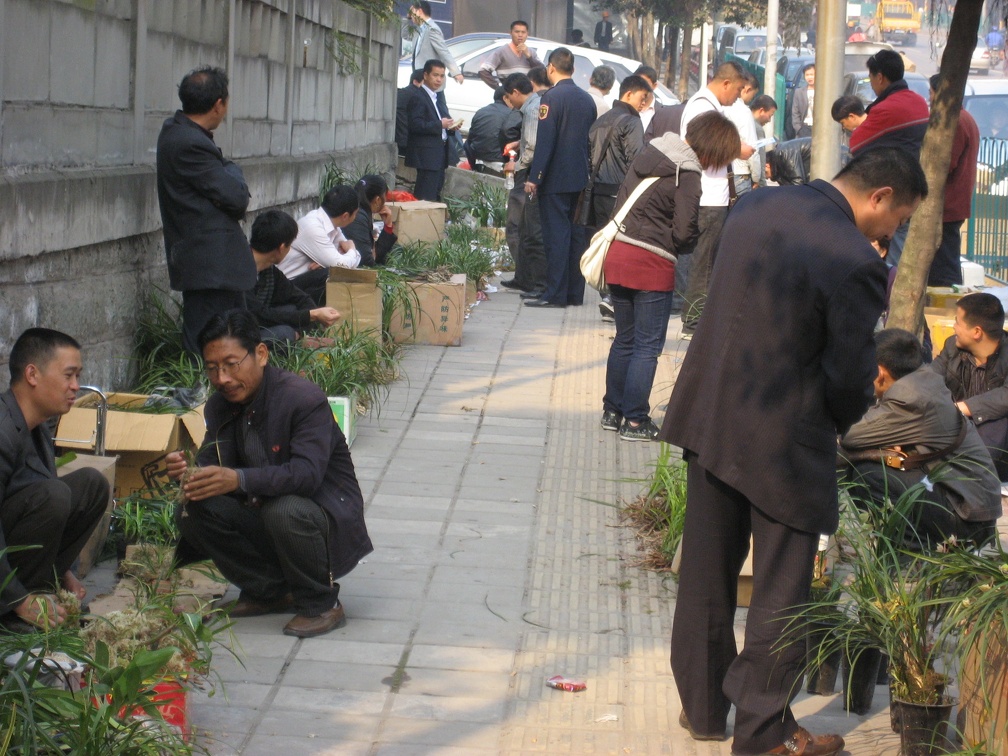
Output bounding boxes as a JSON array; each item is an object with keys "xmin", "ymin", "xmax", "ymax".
[
  {"xmin": 246, "ymin": 210, "xmax": 341, "ymax": 346},
  {"xmin": 166, "ymin": 310, "xmax": 372, "ymax": 638},
  {"xmin": 0, "ymin": 328, "xmax": 108, "ymax": 630},
  {"xmin": 841, "ymin": 328, "xmax": 1001, "ymax": 547},
  {"xmin": 932, "ymin": 292, "xmax": 1008, "ymax": 478}
]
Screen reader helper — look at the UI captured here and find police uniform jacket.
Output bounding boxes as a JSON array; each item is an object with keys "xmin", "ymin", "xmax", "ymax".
[{"xmin": 527, "ymin": 78, "xmax": 597, "ymax": 194}]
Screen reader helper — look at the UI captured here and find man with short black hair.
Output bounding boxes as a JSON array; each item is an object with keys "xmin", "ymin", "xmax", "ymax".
[
  {"xmin": 663, "ymin": 147, "xmax": 928, "ymax": 756},
  {"xmin": 157, "ymin": 65, "xmax": 253, "ymax": 357},
  {"xmin": 479, "ymin": 20, "xmax": 542, "ymax": 89},
  {"xmin": 406, "ymin": 59, "xmax": 460, "ymax": 201},
  {"xmin": 749, "ymin": 95, "xmax": 778, "ymax": 188},
  {"xmin": 927, "ymin": 73, "xmax": 980, "ymax": 287},
  {"xmin": 524, "ymin": 48, "xmax": 597, "ymax": 309},
  {"xmin": 678, "ymin": 61, "xmax": 755, "ymax": 333},
  {"xmin": 527, "ymin": 65, "xmax": 551, "ymax": 92},
  {"xmin": 831, "ymin": 95, "xmax": 867, "ymax": 134},
  {"xmin": 725, "ymin": 72, "xmax": 762, "ymax": 196},
  {"xmin": 841, "ymin": 328, "xmax": 1000, "ymax": 547},
  {"xmin": 277, "ymin": 185, "xmax": 360, "ymax": 306},
  {"xmin": 932, "ymin": 292, "xmax": 1008, "ymax": 478},
  {"xmin": 246, "ymin": 210, "xmax": 341, "ymax": 346},
  {"xmin": 408, "ymin": 1, "xmax": 462, "ymax": 86},
  {"xmin": 464, "ymin": 88, "xmax": 521, "ymax": 174},
  {"xmin": 500, "ymin": 73, "xmax": 546, "ymax": 295},
  {"xmin": 167, "ymin": 310, "xmax": 372, "ymax": 638},
  {"xmin": 1, "ymin": 328, "xmax": 108, "ymax": 631},
  {"xmin": 396, "ymin": 69, "xmax": 425, "ymax": 156}
]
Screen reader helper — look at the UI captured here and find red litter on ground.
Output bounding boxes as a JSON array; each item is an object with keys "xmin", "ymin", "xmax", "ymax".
[{"xmin": 546, "ymin": 675, "xmax": 586, "ymax": 692}]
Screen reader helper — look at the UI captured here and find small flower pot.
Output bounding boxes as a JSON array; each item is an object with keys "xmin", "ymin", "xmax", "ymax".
[
  {"xmin": 805, "ymin": 620, "xmax": 841, "ymax": 695},
  {"xmin": 892, "ymin": 696, "xmax": 955, "ymax": 756},
  {"xmin": 841, "ymin": 645, "xmax": 883, "ymax": 715}
]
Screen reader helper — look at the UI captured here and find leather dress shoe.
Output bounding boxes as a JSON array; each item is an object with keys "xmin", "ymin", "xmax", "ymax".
[
  {"xmin": 678, "ymin": 710, "xmax": 727, "ymax": 742},
  {"xmin": 742, "ymin": 727, "xmax": 844, "ymax": 756},
  {"xmin": 519, "ymin": 288, "xmax": 546, "ymax": 300},
  {"xmin": 226, "ymin": 593, "xmax": 293, "ymax": 618},
  {"xmin": 524, "ymin": 299, "xmax": 565, "ymax": 308},
  {"xmin": 500, "ymin": 279, "xmax": 528, "ymax": 291},
  {"xmin": 283, "ymin": 603, "xmax": 346, "ymax": 638}
]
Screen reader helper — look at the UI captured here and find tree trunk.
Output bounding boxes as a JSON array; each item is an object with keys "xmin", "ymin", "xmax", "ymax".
[
  {"xmin": 665, "ymin": 26, "xmax": 679, "ymax": 86},
  {"xmin": 678, "ymin": 24, "xmax": 692, "ymax": 101},
  {"xmin": 641, "ymin": 11, "xmax": 656, "ymax": 69},
  {"xmin": 626, "ymin": 11, "xmax": 639, "ymax": 61},
  {"xmin": 886, "ymin": 0, "xmax": 983, "ymax": 334}
]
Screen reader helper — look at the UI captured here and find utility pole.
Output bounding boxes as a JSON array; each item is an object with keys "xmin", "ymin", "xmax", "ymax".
[
  {"xmin": 810, "ymin": 0, "xmax": 846, "ymax": 180},
  {"xmin": 765, "ymin": 0, "xmax": 779, "ymax": 99}
]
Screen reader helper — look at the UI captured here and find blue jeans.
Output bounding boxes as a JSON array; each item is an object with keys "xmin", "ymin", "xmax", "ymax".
[{"xmin": 603, "ymin": 285, "xmax": 674, "ymax": 422}]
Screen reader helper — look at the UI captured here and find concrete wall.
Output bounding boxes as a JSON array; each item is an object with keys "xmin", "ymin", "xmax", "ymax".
[{"xmin": 0, "ymin": 0, "xmax": 399, "ymax": 389}]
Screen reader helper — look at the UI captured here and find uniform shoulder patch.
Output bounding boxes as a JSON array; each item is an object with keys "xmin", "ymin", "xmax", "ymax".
[{"xmin": 538, "ymin": 104, "xmax": 549, "ymax": 120}]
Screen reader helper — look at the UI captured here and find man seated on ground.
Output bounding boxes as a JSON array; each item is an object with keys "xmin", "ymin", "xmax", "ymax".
[
  {"xmin": 0, "ymin": 328, "xmax": 108, "ymax": 630},
  {"xmin": 246, "ymin": 210, "xmax": 341, "ymax": 347},
  {"xmin": 932, "ymin": 292, "xmax": 1008, "ymax": 479},
  {"xmin": 841, "ymin": 328, "xmax": 1000, "ymax": 547},
  {"xmin": 277, "ymin": 185, "xmax": 360, "ymax": 306},
  {"xmin": 166, "ymin": 310, "xmax": 372, "ymax": 638}
]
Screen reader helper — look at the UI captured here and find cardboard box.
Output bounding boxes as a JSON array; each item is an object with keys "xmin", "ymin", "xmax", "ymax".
[
  {"xmin": 57, "ymin": 453, "xmax": 116, "ymax": 576},
  {"xmin": 386, "ymin": 201, "xmax": 447, "ymax": 244},
  {"xmin": 328, "ymin": 394, "xmax": 357, "ymax": 447},
  {"xmin": 326, "ymin": 267, "xmax": 383, "ymax": 342},
  {"xmin": 389, "ymin": 274, "xmax": 466, "ymax": 346},
  {"xmin": 924, "ymin": 307, "xmax": 956, "ymax": 359},
  {"xmin": 56, "ymin": 394, "xmax": 205, "ymax": 499}
]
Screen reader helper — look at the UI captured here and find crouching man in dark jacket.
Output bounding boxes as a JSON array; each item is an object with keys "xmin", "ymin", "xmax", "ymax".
[{"xmin": 166, "ymin": 310, "xmax": 372, "ymax": 638}]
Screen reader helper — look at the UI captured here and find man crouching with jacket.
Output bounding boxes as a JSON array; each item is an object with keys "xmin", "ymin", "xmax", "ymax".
[{"xmin": 166, "ymin": 310, "xmax": 372, "ymax": 637}]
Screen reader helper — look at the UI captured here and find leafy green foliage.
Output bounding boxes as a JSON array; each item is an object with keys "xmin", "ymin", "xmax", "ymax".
[
  {"xmin": 318, "ymin": 159, "xmax": 382, "ymax": 206},
  {"xmin": 443, "ymin": 180, "xmax": 507, "ymax": 227},
  {"xmin": 620, "ymin": 443, "xmax": 688, "ymax": 569},
  {"xmin": 385, "ymin": 230, "xmax": 499, "ymax": 291},
  {"xmin": 133, "ymin": 288, "xmax": 203, "ymax": 393}
]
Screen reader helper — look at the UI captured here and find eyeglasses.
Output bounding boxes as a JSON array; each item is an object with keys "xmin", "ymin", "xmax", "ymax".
[{"xmin": 204, "ymin": 352, "xmax": 250, "ymax": 378}]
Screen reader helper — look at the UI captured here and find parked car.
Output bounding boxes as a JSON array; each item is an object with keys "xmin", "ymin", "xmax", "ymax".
[
  {"xmin": 970, "ymin": 36, "xmax": 996, "ymax": 75},
  {"xmin": 844, "ymin": 41, "xmax": 917, "ymax": 72},
  {"xmin": 842, "ymin": 70, "xmax": 930, "ymax": 106},
  {"xmin": 961, "ymin": 79, "xmax": 1008, "ymax": 275},
  {"xmin": 714, "ymin": 25, "xmax": 782, "ymax": 70},
  {"xmin": 397, "ymin": 35, "xmax": 679, "ymax": 134}
]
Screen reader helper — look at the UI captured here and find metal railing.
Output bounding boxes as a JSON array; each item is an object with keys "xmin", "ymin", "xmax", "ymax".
[{"xmin": 966, "ymin": 137, "xmax": 1008, "ymax": 281}]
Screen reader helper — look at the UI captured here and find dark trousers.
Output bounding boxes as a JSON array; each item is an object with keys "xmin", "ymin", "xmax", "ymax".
[
  {"xmin": 673, "ymin": 455, "xmax": 818, "ymax": 754},
  {"xmin": 538, "ymin": 191, "xmax": 587, "ymax": 306},
  {"xmin": 1, "ymin": 469, "xmax": 108, "ymax": 614},
  {"xmin": 178, "ymin": 494, "xmax": 338, "ymax": 616},
  {"xmin": 603, "ymin": 285, "xmax": 674, "ymax": 422},
  {"xmin": 507, "ymin": 170, "xmax": 546, "ymax": 291},
  {"xmin": 413, "ymin": 141, "xmax": 450, "ymax": 202},
  {"xmin": 844, "ymin": 461, "xmax": 996, "ymax": 547},
  {"xmin": 681, "ymin": 206, "xmax": 727, "ymax": 333},
  {"xmin": 927, "ymin": 220, "xmax": 965, "ymax": 287},
  {"xmin": 182, "ymin": 289, "xmax": 246, "ymax": 357},
  {"xmin": 289, "ymin": 268, "xmax": 328, "ymax": 307}
]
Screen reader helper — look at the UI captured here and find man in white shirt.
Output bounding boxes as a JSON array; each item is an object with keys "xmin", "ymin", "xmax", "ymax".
[
  {"xmin": 678, "ymin": 61, "xmax": 753, "ymax": 334},
  {"xmin": 277, "ymin": 185, "xmax": 360, "ymax": 306},
  {"xmin": 725, "ymin": 72, "xmax": 761, "ymax": 197}
]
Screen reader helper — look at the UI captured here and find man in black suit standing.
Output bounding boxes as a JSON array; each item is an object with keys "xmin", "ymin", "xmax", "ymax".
[
  {"xmin": 524, "ymin": 48, "xmax": 597, "ymax": 309},
  {"xmin": 594, "ymin": 11, "xmax": 613, "ymax": 51},
  {"xmin": 406, "ymin": 59, "xmax": 459, "ymax": 201},
  {"xmin": 156, "ymin": 66, "xmax": 253, "ymax": 357},
  {"xmin": 661, "ymin": 148, "xmax": 928, "ymax": 756},
  {"xmin": 396, "ymin": 69, "xmax": 424, "ymax": 156}
]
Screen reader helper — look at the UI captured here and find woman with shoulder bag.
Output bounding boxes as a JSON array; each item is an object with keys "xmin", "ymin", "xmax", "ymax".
[{"xmin": 601, "ymin": 111, "xmax": 740, "ymax": 441}]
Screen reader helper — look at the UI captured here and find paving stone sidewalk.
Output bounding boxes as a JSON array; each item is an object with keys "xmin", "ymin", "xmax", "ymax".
[{"xmin": 101, "ymin": 279, "xmax": 1002, "ymax": 754}]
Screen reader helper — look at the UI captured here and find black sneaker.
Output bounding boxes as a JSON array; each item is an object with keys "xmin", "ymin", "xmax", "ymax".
[
  {"xmin": 600, "ymin": 409, "xmax": 622, "ymax": 431},
  {"xmin": 619, "ymin": 418, "xmax": 660, "ymax": 441},
  {"xmin": 599, "ymin": 299, "xmax": 615, "ymax": 319}
]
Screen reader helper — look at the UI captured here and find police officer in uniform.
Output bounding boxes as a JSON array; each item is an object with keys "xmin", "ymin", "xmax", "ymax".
[{"xmin": 523, "ymin": 48, "xmax": 597, "ymax": 308}]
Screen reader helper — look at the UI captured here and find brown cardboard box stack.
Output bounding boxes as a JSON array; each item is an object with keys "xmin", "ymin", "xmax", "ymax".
[{"xmin": 389, "ymin": 274, "xmax": 467, "ymax": 347}]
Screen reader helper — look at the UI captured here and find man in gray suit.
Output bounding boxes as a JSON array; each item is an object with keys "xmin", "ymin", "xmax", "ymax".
[
  {"xmin": 661, "ymin": 148, "xmax": 928, "ymax": 756},
  {"xmin": 156, "ymin": 66, "xmax": 253, "ymax": 357},
  {"xmin": 408, "ymin": 1, "xmax": 463, "ymax": 87},
  {"xmin": 0, "ymin": 329, "xmax": 107, "ymax": 631}
]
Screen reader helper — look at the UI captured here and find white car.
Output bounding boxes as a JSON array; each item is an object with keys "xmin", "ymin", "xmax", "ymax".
[{"xmin": 398, "ymin": 34, "xmax": 679, "ymax": 134}]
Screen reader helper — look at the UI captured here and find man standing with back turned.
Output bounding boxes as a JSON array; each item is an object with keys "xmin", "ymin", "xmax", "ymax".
[
  {"xmin": 157, "ymin": 66, "xmax": 253, "ymax": 358},
  {"xmin": 523, "ymin": 48, "xmax": 596, "ymax": 309},
  {"xmin": 661, "ymin": 147, "xmax": 927, "ymax": 756}
]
